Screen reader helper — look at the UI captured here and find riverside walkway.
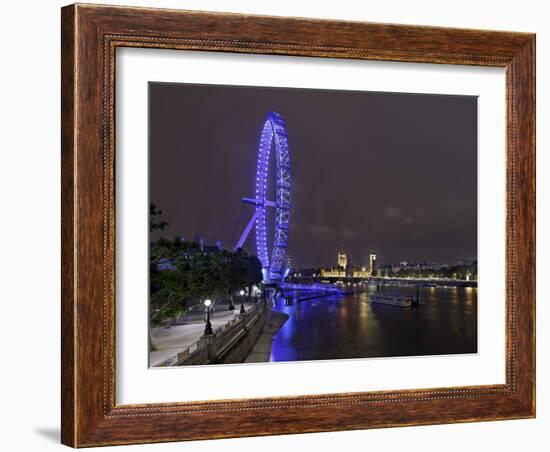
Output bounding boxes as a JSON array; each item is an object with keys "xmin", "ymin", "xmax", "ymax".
[{"xmin": 149, "ymin": 299, "xmax": 258, "ymax": 367}]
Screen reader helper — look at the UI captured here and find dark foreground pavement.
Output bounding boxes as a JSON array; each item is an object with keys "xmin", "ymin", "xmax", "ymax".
[{"xmin": 244, "ymin": 306, "xmax": 289, "ymax": 363}]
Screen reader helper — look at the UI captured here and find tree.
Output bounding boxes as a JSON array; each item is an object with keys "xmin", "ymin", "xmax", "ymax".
[
  {"xmin": 149, "ymin": 241, "xmax": 185, "ymax": 331},
  {"xmin": 149, "ymin": 204, "xmax": 180, "ymax": 350},
  {"xmin": 150, "ymin": 203, "xmax": 168, "ymax": 232},
  {"xmin": 148, "ymin": 206, "xmax": 265, "ymax": 350},
  {"xmin": 149, "ymin": 263, "xmax": 188, "ymax": 326},
  {"xmin": 219, "ymin": 249, "xmax": 242, "ymax": 310},
  {"xmin": 244, "ymin": 253, "xmax": 263, "ymax": 296}
]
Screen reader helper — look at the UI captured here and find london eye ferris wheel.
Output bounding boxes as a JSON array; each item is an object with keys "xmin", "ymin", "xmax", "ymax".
[{"xmin": 234, "ymin": 111, "xmax": 291, "ymax": 284}]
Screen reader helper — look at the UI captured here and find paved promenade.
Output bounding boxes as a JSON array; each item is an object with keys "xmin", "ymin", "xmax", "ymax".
[{"xmin": 149, "ymin": 299, "xmax": 257, "ymax": 366}]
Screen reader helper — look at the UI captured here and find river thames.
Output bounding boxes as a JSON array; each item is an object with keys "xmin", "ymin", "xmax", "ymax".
[{"xmin": 269, "ymin": 284, "xmax": 477, "ymax": 363}]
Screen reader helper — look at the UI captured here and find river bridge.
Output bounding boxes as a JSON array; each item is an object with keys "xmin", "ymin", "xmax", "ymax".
[{"xmin": 286, "ymin": 275, "xmax": 477, "ymax": 289}]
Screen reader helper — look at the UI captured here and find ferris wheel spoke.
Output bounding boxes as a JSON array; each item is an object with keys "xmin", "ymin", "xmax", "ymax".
[{"xmin": 234, "ymin": 112, "xmax": 292, "ymax": 284}]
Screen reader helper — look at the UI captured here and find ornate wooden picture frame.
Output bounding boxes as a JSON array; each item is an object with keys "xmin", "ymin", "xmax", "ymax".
[{"xmin": 61, "ymin": 3, "xmax": 535, "ymax": 447}]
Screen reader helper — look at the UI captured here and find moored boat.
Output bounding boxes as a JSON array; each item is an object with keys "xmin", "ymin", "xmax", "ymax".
[{"xmin": 370, "ymin": 292, "xmax": 416, "ymax": 307}]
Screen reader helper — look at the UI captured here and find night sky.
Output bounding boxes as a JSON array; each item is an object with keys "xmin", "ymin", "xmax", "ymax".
[{"xmin": 149, "ymin": 82, "xmax": 477, "ymax": 269}]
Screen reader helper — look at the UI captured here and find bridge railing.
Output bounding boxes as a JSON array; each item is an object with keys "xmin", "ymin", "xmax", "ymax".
[
  {"xmin": 281, "ymin": 282, "xmax": 344, "ymax": 293},
  {"xmin": 212, "ymin": 300, "xmax": 265, "ymax": 352}
]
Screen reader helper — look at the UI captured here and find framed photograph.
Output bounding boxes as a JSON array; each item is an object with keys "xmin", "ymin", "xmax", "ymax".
[{"xmin": 61, "ymin": 3, "xmax": 535, "ymax": 447}]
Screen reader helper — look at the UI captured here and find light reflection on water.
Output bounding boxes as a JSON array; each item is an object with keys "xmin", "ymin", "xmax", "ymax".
[{"xmin": 269, "ymin": 284, "xmax": 477, "ymax": 363}]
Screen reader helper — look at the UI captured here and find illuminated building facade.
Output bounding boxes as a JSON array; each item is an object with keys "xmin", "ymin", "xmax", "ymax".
[
  {"xmin": 319, "ymin": 249, "xmax": 378, "ymax": 279},
  {"xmin": 352, "ymin": 267, "xmax": 370, "ymax": 278},
  {"xmin": 337, "ymin": 250, "xmax": 348, "ymax": 270},
  {"xmin": 321, "ymin": 250, "xmax": 348, "ymax": 277},
  {"xmin": 369, "ymin": 250, "xmax": 377, "ymax": 276},
  {"xmin": 320, "ymin": 267, "xmax": 346, "ymax": 278}
]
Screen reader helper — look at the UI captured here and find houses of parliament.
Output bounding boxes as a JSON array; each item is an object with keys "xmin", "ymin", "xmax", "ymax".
[{"xmin": 320, "ymin": 249, "xmax": 377, "ymax": 278}]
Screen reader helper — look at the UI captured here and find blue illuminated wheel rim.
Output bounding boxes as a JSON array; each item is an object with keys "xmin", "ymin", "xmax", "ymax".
[{"xmin": 255, "ymin": 112, "xmax": 291, "ymax": 283}]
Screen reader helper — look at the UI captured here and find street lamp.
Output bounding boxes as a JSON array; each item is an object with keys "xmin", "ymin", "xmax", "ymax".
[
  {"xmin": 239, "ymin": 290, "xmax": 246, "ymax": 314},
  {"xmin": 253, "ymin": 285, "xmax": 258, "ymax": 303},
  {"xmin": 203, "ymin": 299, "xmax": 213, "ymax": 335}
]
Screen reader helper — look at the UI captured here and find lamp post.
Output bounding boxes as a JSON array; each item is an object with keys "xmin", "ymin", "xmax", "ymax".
[
  {"xmin": 239, "ymin": 290, "xmax": 246, "ymax": 314},
  {"xmin": 203, "ymin": 299, "xmax": 213, "ymax": 335}
]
